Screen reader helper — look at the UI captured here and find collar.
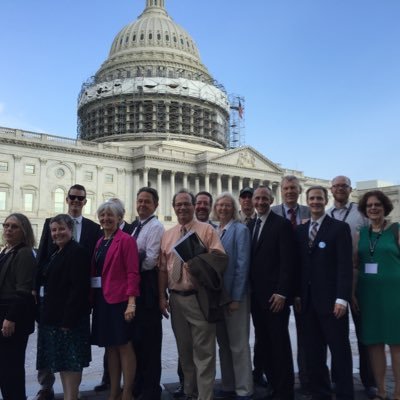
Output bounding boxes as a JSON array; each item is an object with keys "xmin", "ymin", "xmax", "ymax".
[
  {"xmin": 310, "ymin": 213, "xmax": 326, "ymax": 226},
  {"xmin": 256, "ymin": 209, "xmax": 271, "ymax": 223},
  {"xmin": 70, "ymin": 215, "xmax": 83, "ymax": 223},
  {"xmin": 283, "ymin": 203, "xmax": 299, "ymax": 212}
]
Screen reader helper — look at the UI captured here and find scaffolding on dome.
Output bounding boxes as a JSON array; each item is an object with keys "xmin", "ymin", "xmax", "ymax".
[
  {"xmin": 228, "ymin": 94, "xmax": 245, "ymax": 149},
  {"xmin": 77, "ymin": 75, "xmax": 230, "ymax": 149}
]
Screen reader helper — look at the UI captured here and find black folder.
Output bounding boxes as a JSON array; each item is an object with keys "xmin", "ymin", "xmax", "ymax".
[{"xmin": 173, "ymin": 231, "xmax": 207, "ymax": 262}]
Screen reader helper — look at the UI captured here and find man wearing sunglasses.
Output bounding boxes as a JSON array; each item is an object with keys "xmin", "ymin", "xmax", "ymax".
[{"xmin": 34, "ymin": 184, "xmax": 101, "ymax": 400}]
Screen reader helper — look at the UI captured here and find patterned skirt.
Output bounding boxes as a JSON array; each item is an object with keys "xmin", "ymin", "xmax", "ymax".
[{"xmin": 36, "ymin": 316, "xmax": 91, "ymax": 372}]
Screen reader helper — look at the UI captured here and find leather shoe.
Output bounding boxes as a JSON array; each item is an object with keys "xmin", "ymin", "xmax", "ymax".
[
  {"xmin": 94, "ymin": 381, "xmax": 110, "ymax": 391},
  {"xmin": 253, "ymin": 374, "xmax": 269, "ymax": 388},
  {"xmin": 173, "ymin": 383, "xmax": 185, "ymax": 398},
  {"xmin": 33, "ymin": 389, "xmax": 55, "ymax": 400}
]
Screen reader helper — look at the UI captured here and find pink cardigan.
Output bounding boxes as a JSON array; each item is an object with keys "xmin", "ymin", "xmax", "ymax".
[{"xmin": 92, "ymin": 229, "xmax": 140, "ymax": 304}]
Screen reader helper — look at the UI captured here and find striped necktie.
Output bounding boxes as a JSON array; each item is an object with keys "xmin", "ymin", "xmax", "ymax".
[{"xmin": 309, "ymin": 221, "xmax": 318, "ymax": 247}]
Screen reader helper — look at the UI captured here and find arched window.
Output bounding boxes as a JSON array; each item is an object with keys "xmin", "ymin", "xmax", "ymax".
[{"xmin": 54, "ymin": 188, "xmax": 65, "ymax": 213}]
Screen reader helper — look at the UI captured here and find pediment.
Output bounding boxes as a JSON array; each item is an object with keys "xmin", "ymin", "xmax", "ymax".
[{"xmin": 209, "ymin": 146, "xmax": 283, "ymax": 173}]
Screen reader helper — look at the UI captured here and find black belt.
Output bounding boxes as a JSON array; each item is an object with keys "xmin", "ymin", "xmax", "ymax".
[{"xmin": 170, "ymin": 289, "xmax": 197, "ymax": 297}]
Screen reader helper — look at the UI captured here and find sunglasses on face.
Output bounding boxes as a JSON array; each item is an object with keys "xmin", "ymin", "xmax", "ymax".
[{"xmin": 68, "ymin": 195, "xmax": 86, "ymax": 201}]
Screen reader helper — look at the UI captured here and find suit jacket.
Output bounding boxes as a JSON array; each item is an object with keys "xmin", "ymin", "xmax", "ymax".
[
  {"xmin": 38, "ymin": 240, "xmax": 90, "ymax": 328},
  {"xmin": 92, "ymin": 229, "xmax": 140, "ymax": 304},
  {"xmin": 37, "ymin": 216, "xmax": 101, "ymax": 266},
  {"xmin": 220, "ymin": 220, "xmax": 251, "ymax": 301},
  {"xmin": 295, "ymin": 215, "xmax": 353, "ymax": 315},
  {"xmin": 271, "ymin": 203, "xmax": 310, "ymax": 221},
  {"xmin": 0, "ymin": 245, "xmax": 36, "ymax": 335},
  {"xmin": 249, "ymin": 211, "xmax": 295, "ymax": 308}
]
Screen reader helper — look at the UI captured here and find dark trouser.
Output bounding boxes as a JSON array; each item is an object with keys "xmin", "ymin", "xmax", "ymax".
[
  {"xmin": 251, "ymin": 298, "xmax": 294, "ymax": 399},
  {"xmin": 331, "ymin": 306, "xmax": 375, "ymax": 389},
  {"xmin": 0, "ymin": 333, "xmax": 29, "ymax": 400},
  {"xmin": 294, "ymin": 308, "xmax": 311, "ymax": 390},
  {"xmin": 132, "ymin": 269, "xmax": 163, "ymax": 399},
  {"xmin": 303, "ymin": 305, "xmax": 354, "ymax": 400}
]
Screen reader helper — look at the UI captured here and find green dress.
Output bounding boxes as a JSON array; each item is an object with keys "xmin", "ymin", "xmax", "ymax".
[{"xmin": 357, "ymin": 223, "xmax": 400, "ymax": 345}]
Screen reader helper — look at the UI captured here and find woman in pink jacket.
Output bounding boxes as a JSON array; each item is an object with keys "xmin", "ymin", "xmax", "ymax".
[{"xmin": 91, "ymin": 200, "xmax": 140, "ymax": 400}]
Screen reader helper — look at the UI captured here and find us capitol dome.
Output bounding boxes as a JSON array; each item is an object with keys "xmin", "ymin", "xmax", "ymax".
[{"xmin": 77, "ymin": 0, "xmax": 230, "ymax": 149}]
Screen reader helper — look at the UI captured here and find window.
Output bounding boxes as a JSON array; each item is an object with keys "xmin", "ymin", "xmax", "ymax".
[
  {"xmin": 84, "ymin": 171, "xmax": 93, "ymax": 181},
  {"xmin": 24, "ymin": 164, "xmax": 35, "ymax": 174},
  {"xmin": 0, "ymin": 192, "xmax": 6, "ymax": 211},
  {"xmin": 24, "ymin": 193, "xmax": 33, "ymax": 212},
  {"xmin": 105, "ymin": 174, "xmax": 114, "ymax": 184},
  {"xmin": 54, "ymin": 188, "xmax": 65, "ymax": 213},
  {"xmin": 0, "ymin": 162, "xmax": 8, "ymax": 172}
]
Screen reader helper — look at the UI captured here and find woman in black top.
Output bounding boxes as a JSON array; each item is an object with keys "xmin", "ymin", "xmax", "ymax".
[
  {"xmin": 36, "ymin": 214, "xmax": 91, "ymax": 400},
  {"xmin": 0, "ymin": 213, "xmax": 36, "ymax": 400}
]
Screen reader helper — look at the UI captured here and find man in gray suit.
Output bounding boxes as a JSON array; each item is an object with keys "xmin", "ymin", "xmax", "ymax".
[{"xmin": 271, "ymin": 175, "xmax": 311, "ymax": 395}]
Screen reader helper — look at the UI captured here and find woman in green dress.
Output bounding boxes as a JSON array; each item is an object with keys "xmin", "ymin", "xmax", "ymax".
[{"xmin": 354, "ymin": 190, "xmax": 400, "ymax": 400}]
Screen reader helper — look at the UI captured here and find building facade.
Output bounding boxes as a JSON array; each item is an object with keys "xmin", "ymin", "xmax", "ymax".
[{"xmin": 0, "ymin": 0, "xmax": 335, "ymax": 241}]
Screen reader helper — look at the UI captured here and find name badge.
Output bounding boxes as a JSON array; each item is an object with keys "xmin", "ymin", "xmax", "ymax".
[
  {"xmin": 365, "ymin": 263, "xmax": 378, "ymax": 274},
  {"xmin": 39, "ymin": 286, "xmax": 44, "ymax": 298},
  {"xmin": 91, "ymin": 277, "xmax": 102, "ymax": 288}
]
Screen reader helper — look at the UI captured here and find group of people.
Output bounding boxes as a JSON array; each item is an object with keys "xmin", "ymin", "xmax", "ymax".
[{"xmin": 0, "ymin": 176, "xmax": 398, "ymax": 400}]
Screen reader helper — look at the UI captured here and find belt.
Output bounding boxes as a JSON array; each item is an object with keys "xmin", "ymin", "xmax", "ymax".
[{"xmin": 170, "ymin": 289, "xmax": 197, "ymax": 297}]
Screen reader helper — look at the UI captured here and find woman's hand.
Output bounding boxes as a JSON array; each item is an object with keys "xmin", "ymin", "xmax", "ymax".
[
  {"xmin": 124, "ymin": 303, "xmax": 136, "ymax": 322},
  {"xmin": 228, "ymin": 301, "xmax": 240, "ymax": 314},
  {"xmin": 1, "ymin": 319, "xmax": 15, "ymax": 337}
]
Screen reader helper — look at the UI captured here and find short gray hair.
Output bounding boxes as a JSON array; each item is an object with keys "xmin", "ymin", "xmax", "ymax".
[
  {"xmin": 97, "ymin": 200, "xmax": 124, "ymax": 220},
  {"xmin": 211, "ymin": 192, "xmax": 240, "ymax": 221}
]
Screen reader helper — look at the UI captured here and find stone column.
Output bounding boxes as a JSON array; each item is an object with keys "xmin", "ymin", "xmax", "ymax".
[
  {"xmin": 183, "ymin": 173, "xmax": 188, "ymax": 189},
  {"xmin": 170, "ymin": 171, "xmax": 176, "ymax": 220},
  {"xmin": 204, "ymin": 173, "xmax": 210, "ymax": 192},
  {"xmin": 216, "ymin": 174, "xmax": 222, "ymax": 195},
  {"xmin": 38, "ymin": 158, "xmax": 48, "ymax": 215},
  {"xmin": 228, "ymin": 176, "xmax": 233, "ymax": 194},
  {"xmin": 96, "ymin": 165, "xmax": 104, "ymax": 202},
  {"xmin": 12, "ymin": 155, "xmax": 22, "ymax": 211},
  {"xmin": 157, "ymin": 169, "xmax": 163, "ymax": 218},
  {"xmin": 195, "ymin": 175, "xmax": 200, "ymax": 194},
  {"xmin": 143, "ymin": 168, "xmax": 149, "ymax": 188},
  {"xmin": 74, "ymin": 163, "xmax": 82, "ymax": 183},
  {"xmin": 239, "ymin": 177, "xmax": 244, "ymax": 190}
]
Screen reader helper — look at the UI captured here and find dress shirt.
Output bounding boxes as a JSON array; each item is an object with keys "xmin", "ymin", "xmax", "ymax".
[
  {"xmin": 282, "ymin": 204, "xmax": 301, "ymax": 225},
  {"xmin": 217, "ymin": 220, "xmax": 233, "ymax": 238},
  {"xmin": 309, "ymin": 213, "xmax": 347, "ymax": 308},
  {"xmin": 239, "ymin": 210, "xmax": 256, "ymax": 224},
  {"xmin": 326, "ymin": 201, "xmax": 369, "ymax": 241},
  {"xmin": 254, "ymin": 210, "xmax": 271, "ymax": 241},
  {"xmin": 159, "ymin": 219, "xmax": 225, "ymax": 291},
  {"xmin": 71, "ymin": 215, "xmax": 83, "ymax": 242},
  {"xmin": 133, "ymin": 215, "xmax": 165, "ymax": 271}
]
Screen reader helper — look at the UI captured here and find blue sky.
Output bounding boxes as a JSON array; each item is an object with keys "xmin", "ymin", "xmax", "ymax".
[{"xmin": 1, "ymin": 0, "xmax": 399, "ymax": 185}]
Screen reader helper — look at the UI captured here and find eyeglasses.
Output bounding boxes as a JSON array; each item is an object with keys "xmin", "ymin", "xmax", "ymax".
[
  {"xmin": 331, "ymin": 184, "xmax": 350, "ymax": 189},
  {"xmin": 366, "ymin": 202, "xmax": 382, "ymax": 208},
  {"xmin": 2, "ymin": 223, "xmax": 20, "ymax": 230},
  {"xmin": 68, "ymin": 195, "xmax": 86, "ymax": 201}
]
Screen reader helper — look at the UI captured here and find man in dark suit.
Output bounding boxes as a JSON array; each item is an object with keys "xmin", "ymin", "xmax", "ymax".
[
  {"xmin": 271, "ymin": 175, "xmax": 311, "ymax": 395},
  {"xmin": 249, "ymin": 185, "xmax": 295, "ymax": 400},
  {"xmin": 295, "ymin": 185, "xmax": 354, "ymax": 400},
  {"xmin": 34, "ymin": 184, "xmax": 101, "ymax": 400}
]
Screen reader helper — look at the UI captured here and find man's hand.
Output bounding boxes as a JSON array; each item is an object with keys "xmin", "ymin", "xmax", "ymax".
[
  {"xmin": 1, "ymin": 319, "xmax": 15, "ymax": 337},
  {"xmin": 228, "ymin": 301, "xmax": 240, "ymax": 314},
  {"xmin": 160, "ymin": 298, "xmax": 170, "ymax": 319},
  {"xmin": 333, "ymin": 303, "xmax": 347, "ymax": 319},
  {"xmin": 294, "ymin": 297, "xmax": 302, "ymax": 313},
  {"xmin": 269, "ymin": 294, "xmax": 285, "ymax": 313}
]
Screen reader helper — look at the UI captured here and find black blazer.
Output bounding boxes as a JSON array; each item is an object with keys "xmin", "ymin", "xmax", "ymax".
[
  {"xmin": 296, "ymin": 215, "xmax": 353, "ymax": 315},
  {"xmin": 249, "ymin": 211, "xmax": 296, "ymax": 308},
  {"xmin": 0, "ymin": 245, "xmax": 36, "ymax": 336},
  {"xmin": 37, "ymin": 240, "xmax": 90, "ymax": 328},
  {"xmin": 37, "ymin": 216, "xmax": 101, "ymax": 265}
]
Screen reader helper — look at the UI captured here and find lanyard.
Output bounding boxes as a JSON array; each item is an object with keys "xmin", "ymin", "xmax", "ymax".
[
  {"xmin": 133, "ymin": 215, "xmax": 155, "ymax": 237},
  {"xmin": 368, "ymin": 221, "xmax": 386, "ymax": 260},
  {"xmin": 331, "ymin": 202, "xmax": 353, "ymax": 222}
]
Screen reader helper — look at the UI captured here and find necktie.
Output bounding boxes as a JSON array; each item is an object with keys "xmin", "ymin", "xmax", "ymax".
[
  {"xmin": 309, "ymin": 221, "xmax": 318, "ymax": 247},
  {"xmin": 73, "ymin": 219, "xmax": 79, "ymax": 241},
  {"xmin": 133, "ymin": 222, "xmax": 142, "ymax": 239},
  {"xmin": 171, "ymin": 226, "xmax": 187, "ymax": 283},
  {"xmin": 252, "ymin": 218, "xmax": 262, "ymax": 250},
  {"xmin": 220, "ymin": 229, "xmax": 226, "ymax": 239},
  {"xmin": 288, "ymin": 208, "xmax": 297, "ymax": 229}
]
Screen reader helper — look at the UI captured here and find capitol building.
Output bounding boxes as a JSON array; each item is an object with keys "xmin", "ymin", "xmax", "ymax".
[{"xmin": 1, "ymin": 0, "xmax": 397, "ymax": 239}]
